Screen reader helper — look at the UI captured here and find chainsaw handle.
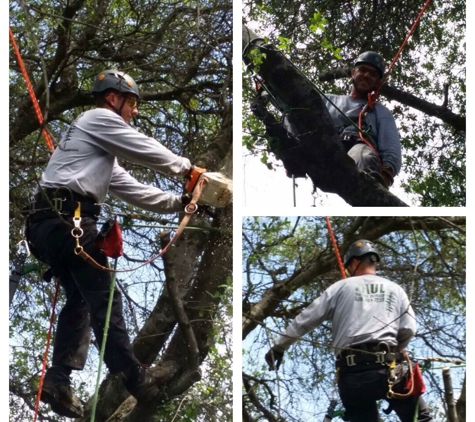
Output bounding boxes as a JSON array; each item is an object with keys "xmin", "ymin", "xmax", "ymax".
[{"xmin": 185, "ymin": 166, "xmax": 207, "ymax": 193}]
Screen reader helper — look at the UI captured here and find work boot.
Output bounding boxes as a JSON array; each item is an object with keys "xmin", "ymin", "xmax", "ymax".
[
  {"xmin": 123, "ymin": 364, "xmax": 165, "ymax": 402},
  {"xmin": 40, "ymin": 366, "xmax": 84, "ymax": 418}
]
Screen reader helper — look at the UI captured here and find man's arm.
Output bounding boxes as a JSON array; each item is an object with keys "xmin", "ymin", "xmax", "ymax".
[
  {"xmin": 375, "ymin": 107, "xmax": 402, "ymax": 177},
  {"xmin": 396, "ymin": 296, "xmax": 417, "ymax": 350},
  {"xmin": 273, "ymin": 291, "xmax": 334, "ymax": 353},
  {"xmin": 83, "ymin": 109, "xmax": 192, "ymax": 177},
  {"xmin": 264, "ymin": 290, "xmax": 334, "ymax": 371},
  {"xmin": 109, "ymin": 162, "xmax": 184, "ymax": 214}
]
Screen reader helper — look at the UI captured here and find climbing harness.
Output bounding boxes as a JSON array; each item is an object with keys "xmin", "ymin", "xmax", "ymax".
[{"xmin": 72, "ymin": 177, "xmax": 208, "ymax": 273}]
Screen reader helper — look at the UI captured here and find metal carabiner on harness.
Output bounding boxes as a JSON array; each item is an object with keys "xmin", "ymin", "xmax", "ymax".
[{"xmin": 71, "ymin": 202, "xmax": 84, "ymax": 254}]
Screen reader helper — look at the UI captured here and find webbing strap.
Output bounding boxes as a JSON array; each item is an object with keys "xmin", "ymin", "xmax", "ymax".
[{"xmin": 74, "ymin": 177, "xmax": 208, "ymax": 273}]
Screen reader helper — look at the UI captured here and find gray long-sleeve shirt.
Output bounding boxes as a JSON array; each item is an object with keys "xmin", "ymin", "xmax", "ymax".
[
  {"xmin": 273, "ymin": 274, "xmax": 416, "ymax": 355},
  {"xmin": 323, "ymin": 94, "xmax": 402, "ymax": 176},
  {"xmin": 41, "ymin": 108, "xmax": 192, "ymax": 213}
]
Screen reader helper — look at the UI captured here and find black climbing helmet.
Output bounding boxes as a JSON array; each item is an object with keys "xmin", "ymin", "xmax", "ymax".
[
  {"xmin": 92, "ymin": 70, "xmax": 139, "ymax": 98},
  {"xmin": 343, "ymin": 239, "xmax": 381, "ymax": 267},
  {"xmin": 354, "ymin": 51, "xmax": 385, "ymax": 79}
]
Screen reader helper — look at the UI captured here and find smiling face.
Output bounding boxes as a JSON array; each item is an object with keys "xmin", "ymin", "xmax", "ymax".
[{"xmin": 350, "ymin": 64, "xmax": 382, "ymax": 98}]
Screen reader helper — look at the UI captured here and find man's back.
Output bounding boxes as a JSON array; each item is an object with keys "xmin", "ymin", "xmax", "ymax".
[{"xmin": 330, "ymin": 274, "xmax": 416, "ymax": 351}]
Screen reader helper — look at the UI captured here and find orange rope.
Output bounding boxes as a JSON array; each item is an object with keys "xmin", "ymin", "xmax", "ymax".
[
  {"xmin": 33, "ymin": 280, "xmax": 60, "ymax": 422},
  {"xmin": 325, "ymin": 217, "xmax": 346, "ymax": 279},
  {"xmin": 373, "ymin": 0, "xmax": 433, "ymax": 101},
  {"xmin": 357, "ymin": 0, "xmax": 432, "ymax": 173},
  {"xmin": 9, "ymin": 26, "xmax": 55, "ymax": 153}
]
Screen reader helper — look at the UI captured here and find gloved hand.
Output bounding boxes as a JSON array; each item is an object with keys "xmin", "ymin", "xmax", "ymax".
[
  {"xmin": 185, "ymin": 166, "xmax": 207, "ymax": 193},
  {"xmin": 381, "ymin": 165, "xmax": 394, "ymax": 187},
  {"xmin": 265, "ymin": 348, "xmax": 284, "ymax": 371}
]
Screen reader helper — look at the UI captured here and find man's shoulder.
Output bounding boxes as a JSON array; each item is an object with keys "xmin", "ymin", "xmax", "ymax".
[
  {"xmin": 84, "ymin": 107, "xmax": 119, "ymax": 119},
  {"xmin": 374, "ymin": 102, "xmax": 395, "ymax": 117},
  {"xmin": 77, "ymin": 108, "xmax": 126, "ymax": 129}
]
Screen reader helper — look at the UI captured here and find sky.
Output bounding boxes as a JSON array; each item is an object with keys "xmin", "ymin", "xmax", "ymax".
[{"xmin": 242, "ymin": 150, "xmax": 419, "ymax": 209}]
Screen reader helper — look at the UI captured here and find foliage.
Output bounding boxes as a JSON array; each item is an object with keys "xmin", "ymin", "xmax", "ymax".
[
  {"xmin": 242, "ymin": 0, "xmax": 465, "ymax": 206},
  {"xmin": 9, "ymin": 0, "xmax": 232, "ymax": 420},
  {"xmin": 242, "ymin": 216, "xmax": 466, "ymax": 421}
]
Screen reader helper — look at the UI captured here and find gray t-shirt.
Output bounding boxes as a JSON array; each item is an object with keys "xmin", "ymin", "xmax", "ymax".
[
  {"xmin": 323, "ymin": 94, "xmax": 402, "ymax": 176},
  {"xmin": 40, "ymin": 108, "xmax": 192, "ymax": 213},
  {"xmin": 273, "ymin": 274, "xmax": 416, "ymax": 355}
]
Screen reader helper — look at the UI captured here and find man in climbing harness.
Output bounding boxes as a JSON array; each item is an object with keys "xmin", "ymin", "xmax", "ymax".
[
  {"xmin": 265, "ymin": 240, "xmax": 433, "ymax": 422},
  {"xmin": 253, "ymin": 51, "xmax": 402, "ymax": 188},
  {"xmin": 25, "ymin": 70, "xmax": 204, "ymax": 418},
  {"xmin": 323, "ymin": 51, "xmax": 401, "ymax": 188}
]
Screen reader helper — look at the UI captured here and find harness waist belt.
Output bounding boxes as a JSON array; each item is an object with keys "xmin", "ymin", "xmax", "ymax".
[
  {"xmin": 336, "ymin": 351, "xmax": 404, "ymax": 368},
  {"xmin": 23, "ymin": 187, "xmax": 101, "ymax": 220}
]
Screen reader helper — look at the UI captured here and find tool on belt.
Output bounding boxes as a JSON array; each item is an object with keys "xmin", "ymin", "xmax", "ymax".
[{"xmin": 95, "ymin": 217, "xmax": 123, "ymax": 259}]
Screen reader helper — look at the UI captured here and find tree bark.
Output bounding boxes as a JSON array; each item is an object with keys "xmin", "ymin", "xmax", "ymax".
[
  {"xmin": 442, "ymin": 367, "xmax": 459, "ymax": 422},
  {"xmin": 456, "ymin": 372, "xmax": 466, "ymax": 422}
]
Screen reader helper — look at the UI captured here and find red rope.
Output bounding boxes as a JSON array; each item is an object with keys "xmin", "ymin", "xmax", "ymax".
[
  {"xmin": 33, "ymin": 280, "xmax": 60, "ymax": 422},
  {"xmin": 325, "ymin": 217, "xmax": 346, "ymax": 279},
  {"xmin": 373, "ymin": 0, "xmax": 433, "ymax": 101},
  {"xmin": 357, "ymin": 0, "xmax": 432, "ymax": 173},
  {"xmin": 9, "ymin": 26, "xmax": 55, "ymax": 153}
]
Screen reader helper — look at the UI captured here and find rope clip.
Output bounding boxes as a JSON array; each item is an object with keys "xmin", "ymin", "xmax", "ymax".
[
  {"xmin": 375, "ymin": 350, "xmax": 386, "ymax": 364},
  {"xmin": 345, "ymin": 354, "xmax": 356, "ymax": 367},
  {"xmin": 184, "ymin": 203, "xmax": 198, "ymax": 215}
]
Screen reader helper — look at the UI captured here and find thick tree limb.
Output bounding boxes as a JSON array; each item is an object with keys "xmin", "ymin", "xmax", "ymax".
[
  {"xmin": 242, "ymin": 216, "xmax": 465, "ymax": 340},
  {"xmin": 456, "ymin": 372, "xmax": 466, "ymax": 422},
  {"xmin": 317, "ymin": 69, "xmax": 465, "ymax": 132},
  {"xmin": 442, "ymin": 367, "xmax": 459, "ymax": 422}
]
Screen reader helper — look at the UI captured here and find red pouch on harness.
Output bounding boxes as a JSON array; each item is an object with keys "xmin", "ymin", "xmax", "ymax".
[
  {"xmin": 405, "ymin": 363, "xmax": 426, "ymax": 396},
  {"xmin": 95, "ymin": 218, "xmax": 123, "ymax": 258}
]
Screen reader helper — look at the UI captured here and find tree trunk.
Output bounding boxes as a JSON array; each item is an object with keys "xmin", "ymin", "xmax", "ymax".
[
  {"xmin": 455, "ymin": 371, "xmax": 466, "ymax": 422},
  {"xmin": 443, "ymin": 367, "xmax": 459, "ymax": 422}
]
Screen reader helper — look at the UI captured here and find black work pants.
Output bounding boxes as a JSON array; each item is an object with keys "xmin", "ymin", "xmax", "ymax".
[
  {"xmin": 27, "ymin": 215, "xmax": 139, "ymax": 373},
  {"xmin": 338, "ymin": 364, "xmax": 433, "ymax": 422}
]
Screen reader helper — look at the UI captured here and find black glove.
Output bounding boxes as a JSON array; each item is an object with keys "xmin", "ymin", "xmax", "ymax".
[{"xmin": 265, "ymin": 348, "xmax": 284, "ymax": 371}]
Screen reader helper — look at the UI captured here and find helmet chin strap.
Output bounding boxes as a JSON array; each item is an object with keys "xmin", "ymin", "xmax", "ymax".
[
  {"xmin": 346, "ymin": 258, "xmax": 365, "ymax": 277},
  {"xmin": 105, "ymin": 94, "xmax": 126, "ymax": 116}
]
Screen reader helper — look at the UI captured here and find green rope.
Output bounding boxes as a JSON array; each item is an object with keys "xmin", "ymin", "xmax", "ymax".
[{"xmin": 90, "ymin": 258, "xmax": 118, "ymax": 422}]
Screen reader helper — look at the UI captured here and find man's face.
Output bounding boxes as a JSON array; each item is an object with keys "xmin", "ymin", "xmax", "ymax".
[
  {"xmin": 106, "ymin": 92, "xmax": 139, "ymax": 123},
  {"xmin": 351, "ymin": 64, "xmax": 381, "ymax": 94}
]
